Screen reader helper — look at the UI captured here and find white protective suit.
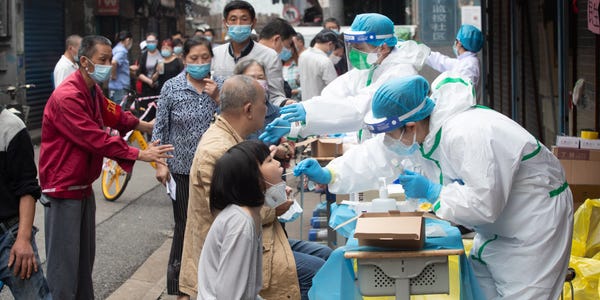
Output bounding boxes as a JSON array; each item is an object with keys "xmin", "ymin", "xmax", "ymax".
[
  {"xmin": 324, "ymin": 72, "xmax": 573, "ymax": 299},
  {"xmin": 327, "ymin": 134, "xmax": 403, "ymax": 193},
  {"xmin": 296, "ymin": 40, "xmax": 430, "ymax": 137},
  {"xmin": 426, "ymin": 51, "xmax": 480, "ymax": 88},
  {"xmin": 422, "ymin": 74, "xmax": 573, "ymax": 299}
]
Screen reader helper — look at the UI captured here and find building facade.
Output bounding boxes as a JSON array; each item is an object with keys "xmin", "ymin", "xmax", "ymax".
[{"xmin": 0, "ymin": 0, "xmax": 186, "ymax": 129}]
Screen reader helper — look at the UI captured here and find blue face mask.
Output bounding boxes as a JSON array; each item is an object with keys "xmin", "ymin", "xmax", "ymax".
[
  {"xmin": 161, "ymin": 50, "xmax": 172, "ymax": 57},
  {"xmin": 84, "ymin": 57, "xmax": 112, "ymax": 83},
  {"xmin": 173, "ymin": 46, "xmax": 183, "ymax": 55},
  {"xmin": 227, "ymin": 25, "xmax": 252, "ymax": 43},
  {"xmin": 384, "ymin": 129, "xmax": 419, "ymax": 156},
  {"xmin": 146, "ymin": 43, "xmax": 157, "ymax": 51},
  {"xmin": 187, "ymin": 63, "xmax": 210, "ymax": 80},
  {"xmin": 453, "ymin": 41, "xmax": 459, "ymax": 57},
  {"xmin": 279, "ymin": 46, "xmax": 292, "ymax": 61},
  {"xmin": 205, "ymin": 36, "xmax": 213, "ymax": 42}
]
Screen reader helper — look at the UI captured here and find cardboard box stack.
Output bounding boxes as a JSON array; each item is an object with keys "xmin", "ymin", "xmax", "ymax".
[{"xmin": 553, "ymin": 133, "xmax": 600, "ymax": 210}]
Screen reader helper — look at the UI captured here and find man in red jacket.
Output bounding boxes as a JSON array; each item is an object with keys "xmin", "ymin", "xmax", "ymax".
[{"xmin": 39, "ymin": 35, "xmax": 174, "ymax": 299}]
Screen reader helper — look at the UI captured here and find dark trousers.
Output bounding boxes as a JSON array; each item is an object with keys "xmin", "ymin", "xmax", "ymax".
[
  {"xmin": 289, "ymin": 239, "xmax": 332, "ymax": 300},
  {"xmin": 167, "ymin": 173, "xmax": 189, "ymax": 296},
  {"xmin": 44, "ymin": 194, "xmax": 96, "ymax": 300}
]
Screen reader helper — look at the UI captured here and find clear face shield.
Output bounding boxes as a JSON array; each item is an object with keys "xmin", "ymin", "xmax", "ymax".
[
  {"xmin": 344, "ymin": 31, "xmax": 393, "ymax": 70},
  {"xmin": 363, "ymin": 98, "xmax": 428, "ymax": 134}
]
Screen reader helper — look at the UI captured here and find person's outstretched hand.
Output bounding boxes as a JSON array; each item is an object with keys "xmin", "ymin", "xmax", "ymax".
[
  {"xmin": 280, "ymin": 103, "xmax": 306, "ymax": 122},
  {"xmin": 259, "ymin": 118, "xmax": 291, "ymax": 144},
  {"xmin": 396, "ymin": 170, "xmax": 441, "ymax": 202},
  {"xmin": 293, "ymin": 158, "xmax": 332, "ymax": 184},
  {"xmin": 139, "ymin": 140, "xmax": 174, "ymax": 166}
]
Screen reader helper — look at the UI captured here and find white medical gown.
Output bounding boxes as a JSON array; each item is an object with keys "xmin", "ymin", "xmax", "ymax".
[
  {"xmin": 423, "ymin": 73, "xmax": 573, "ymax": 299},
  {"xmin": 297, "ymin": 40, "xmax": 430, "ymax": 137}
]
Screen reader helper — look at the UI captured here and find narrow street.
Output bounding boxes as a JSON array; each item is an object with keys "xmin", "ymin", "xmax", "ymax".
[{"xmin": 1, "ymin": 146, "xmax": 174, "ymax": 300}]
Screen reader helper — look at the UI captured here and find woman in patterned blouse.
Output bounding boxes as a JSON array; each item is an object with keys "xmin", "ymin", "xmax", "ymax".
[{"xmin": 151, "ymin": 36, "xmax": 222, "ymax": 300}]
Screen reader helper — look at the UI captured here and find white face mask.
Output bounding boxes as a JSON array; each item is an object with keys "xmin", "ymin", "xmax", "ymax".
[
  {"xmin": 366, "ymin": 50, "xmax": 379, "ymax": 65},
  {"xmin": 278, "ymin": 200, "xmax": 303, "ymax": 223},
  {"xmin": 329, "ymin": 54, "xmax": 342, "ymax": 65},
  {"xmin": 264, "ymin": 181, "xmax": 287, "ymax": 208},
  {"xmin": 384, "ymin": 129, "xmax": 419, "ymax": 156}
]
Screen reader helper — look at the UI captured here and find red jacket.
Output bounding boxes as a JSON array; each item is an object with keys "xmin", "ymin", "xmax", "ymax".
[{"xmin": 39, "ymin": 70, "xmax": 140, "ymax": 199}]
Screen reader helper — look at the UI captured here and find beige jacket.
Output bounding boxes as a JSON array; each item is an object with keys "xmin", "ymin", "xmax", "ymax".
[{"xmin": 179, "ymin": 116, "xmax": 300, "ymax": 299}]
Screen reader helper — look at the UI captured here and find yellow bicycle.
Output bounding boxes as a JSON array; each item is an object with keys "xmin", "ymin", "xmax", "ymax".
[{"xmin": 101, "ymin": 90, "xmax": 159, "ymax": 201}]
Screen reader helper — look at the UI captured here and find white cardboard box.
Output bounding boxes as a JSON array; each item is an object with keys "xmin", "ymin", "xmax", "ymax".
[
  {"xmin": 556, "ymin": 136, "xmax": 580, "ymax": 148},
  {"xmin": 580, "ymin": 139, "xmax": 600, "ymax": 150}
]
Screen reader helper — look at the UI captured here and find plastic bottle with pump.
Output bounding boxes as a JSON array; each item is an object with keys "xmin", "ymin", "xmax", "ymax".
[{"xmin": 369, "ymin": 177, "xmax": 397, "ymax": 212}]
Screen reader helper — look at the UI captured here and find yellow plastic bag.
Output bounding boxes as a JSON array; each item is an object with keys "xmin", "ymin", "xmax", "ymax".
[
  {"xmin": 562, "ymin": 198, "xmax": 600, "ymax": 300},
  {"xmin": 571, "ymin": 199, "xmax": 600, "ymax": 258},
  {"xmin": 562, "ymin": 256, "xmax": 600, "ymax": 300}
]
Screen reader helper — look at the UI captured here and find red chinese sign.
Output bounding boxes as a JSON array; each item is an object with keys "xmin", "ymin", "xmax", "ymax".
[
  {"xmin": 97, "ymin": 0, "xmax": 119, "ymax": 16},
  {"xmin": 589, "ymin": 0, "xmax": 600, "ymax": 34}
]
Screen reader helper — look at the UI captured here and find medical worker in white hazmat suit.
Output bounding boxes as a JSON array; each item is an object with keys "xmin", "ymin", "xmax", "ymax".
[
  {"xmin": 426, "ymin": 24, "xmax": 482, "ymax": 88},
  {"xmin": 295, "ymin": 74, "xmax": 573, "ymax": 299},
  {"xmin": 259, "ymin": 13, "xmax": 430, "ymax": 143}
]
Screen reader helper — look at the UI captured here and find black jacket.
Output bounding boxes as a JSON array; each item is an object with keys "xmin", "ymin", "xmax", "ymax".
[{"xmin": 0, "ymin": 108, "xmax": 41, "ymax": 219}]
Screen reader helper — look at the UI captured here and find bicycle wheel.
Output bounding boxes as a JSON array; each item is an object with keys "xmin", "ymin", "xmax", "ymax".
[{"xmin": 101, "ymin": 158, "xmax": 132, "ymax": 201}]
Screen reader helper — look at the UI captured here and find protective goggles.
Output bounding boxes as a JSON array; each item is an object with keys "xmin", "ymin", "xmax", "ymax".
[
  {"xmin": 363, "ymin": 98, "xmax": 429, "ymax": 134},
  {"xmin": 343, "ymin": 31, "xmax": 394, "ymax": 43}
]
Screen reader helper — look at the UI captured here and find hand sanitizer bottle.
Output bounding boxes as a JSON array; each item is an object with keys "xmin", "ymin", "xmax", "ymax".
[{"xmin": 370, "ymin": 177, "xmax": 397, "ymax": 212}]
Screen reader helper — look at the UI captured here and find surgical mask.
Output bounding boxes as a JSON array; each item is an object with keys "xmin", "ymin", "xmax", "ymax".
[
  {"xmin": 186, "ymin": 63, "xmax": 210, "ymax": 80},
  {"xmin": 174, "ymin": 46, "xmax": 183, "ymax": 55},
  {"xmin": 348, "ymin": 48, "xmax": 378, "ymax": 70},
  {"xmin": 146, "ymin": 43, "xmax": 157, "ymax": 51},
  {"xmin": 383, "ymin": 129, "xmax": 419, "ymax": 156},
  {"xmin": 161, "ymin": 50, "xmax": 172, "ymax": 57},
  {"xmin": 264, "ymin": 181, "xmax": 287, "ymax": 208},
  {"xmin": 205, "ymin": 36, "xmax": 213, "ymax": 42},
  {"xmin": 227, "ymin": 25, "xmax": 252, "ymax": 43},
  {"xmin": 84, "ymin": 58, "xmax": 112, "ymax": 83},
  {"xmin": 279, "ymin": 46, "xmax": 292, "ymax": 61},
  {"xmin": 453, "ymin": 45, "xmax": 459, "ymax": 57},
  {"xmin": 330, "ymin": 54, "xmax": 341, "ymax": 65},
  {"xmin": 278, "ymin": 200, "xmax": 303, "ymax": 223},
  {"xmin": 257, "ymin": 79, "xmax": 269, "ymax": 91}
]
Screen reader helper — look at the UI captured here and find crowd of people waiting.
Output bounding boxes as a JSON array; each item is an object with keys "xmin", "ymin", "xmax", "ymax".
[{"xmin": 1, "ymin": 1, "xmax": 567, "ymax": 300}]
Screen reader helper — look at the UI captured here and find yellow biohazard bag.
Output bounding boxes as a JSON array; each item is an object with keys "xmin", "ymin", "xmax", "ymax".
[{"xmin": 562, "ymin": 198, "xmax": 600, "ymax": 300}]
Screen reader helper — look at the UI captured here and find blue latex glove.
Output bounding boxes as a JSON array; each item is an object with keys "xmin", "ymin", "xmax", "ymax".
[
  {"xmin": 280, "ymin": 103, "xmax": 306, "ymax": 122},
  {"xmin": 396, "ymin": 170, "xmax": 442, "ymax": 202},
  {"xmin": 293, "ymin": 158, "xmax": 332, "ymax": 184},
  {"xmin": 259, "ymin": 118, "xmax": 290, "ymax": 144}
]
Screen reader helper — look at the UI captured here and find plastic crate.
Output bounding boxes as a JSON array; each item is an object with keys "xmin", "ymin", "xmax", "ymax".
[{"xmin": 356, "ymin": 256, "xmax": 450, "ymax": 296}]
